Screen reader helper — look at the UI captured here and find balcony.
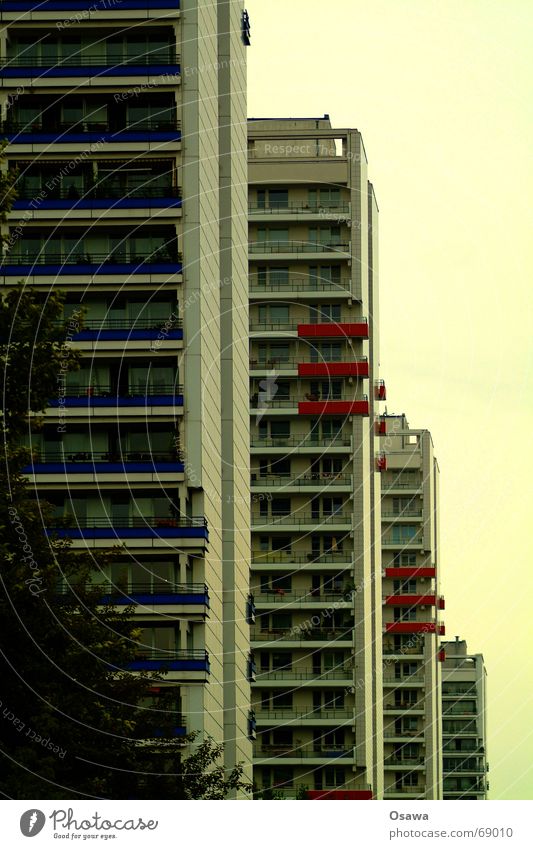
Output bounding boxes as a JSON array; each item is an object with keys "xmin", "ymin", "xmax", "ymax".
[
  {"xmin": 248, "ymin": 241, "xmax": 351, "ymax": 259},
  {"xmin": 384, "ymin": 703, "xmax": 424, "ymax": 714},
  {"xmin": 376, "ymin": 419, "xmax": 387, "ymax": 436},
  {"xmin": 1, "ymin": 53, "xmax": 180, "ymax": 80},
  {"xmin": 254, "ymin": 667, "xmax": 352, "ymax": 683},
  {"xmin": 1, "ymin": 1, "xmax": 181, "ymax": 11},
  {"xmin": 382, "ymin": 672, "xmax": 425, "ymax": 684},
  {"xmin": 95, "ymin": 582, "xmax": 209, "ymax": 611},
  {"xmin": 47, "ymin": 384, "xmax": 183, "ymax": 409},
  {"xmin": 249, "ymin": 357, "xmax": 368, "ymax": 379},
  {"xmin": 47, "ymin": 515, "xmax": 208, "ymax": 544},
  {"xmin": 120, "ymin": 649, "xmax": 209, "ymax": 681},
  {"xmin": 376, "ymin": 453, "xmax": 387, "ymax": 472},
  {"xmin": 298, "ymin": 321, "xmax": 368, "ymax": 339},
  {"xmin": 253, "ymin": 744, "xmax": 354, "ymax": 762},
  {"xmin": 255, "ymin": 590, "xmax": 351, "ymax": 606},
  {"xmin": 0, "ymin": 249, "xmax": 182, "ymax": 277},
  {"xmin": 251, "ymin": 435, "xmax": 352, "ymax": 451},
  {"xmin": 251, "ymin": 473, "xmax": 352, "ymax": 492},
  {"xmin": 251, "ymin": 551, "xmax": 352, "ymax": 572},
  {"xmin": 251, "ymin": 512, "xmax": 352, "ymax": 530},
  {"xmin": 12, "ymin": 185, "xmax": 182, "ymax": 212},
  {"xmin": 298, "ymin": 359, "xmax": 369, "ymax": 378},
  {"xmin": 249, "ymin": 201, "xmax": 351, "ymax": 218},
  {"xmin": 251, "ymin": 628, "xmax": 353, "ymax": 646},
  {"xmin": 53, "ymin": 317, "xmax": 183, "ymax": 343},
  {"xmin": 384, "ymin": 594, "xmax": 436, "ymax": 607},
  {"xmin": 249, "ymin": 276, "xmax": 353, "ymax": 298},
  {"xmin": 384, "ymin": 757, "xmax": 425, "ymax": 768},
  {"xmin": 381, "ymin": 478, "xmax": 422, "ymax": 493},
  {"xmin": 375, "ymin": 379, "xmax": 387, "ymax": 401},
  {"xmin": 384, "ymin": 787, "xmax": 424, "ymax": 798},
  {"xmin": 385, "ymin": 622, "xmax": 444, "ymax": 635},
  {"xmin": 384, "ymin": 567, "xmax": 436, "ymax": 579},
  {"xmin": 382, "ymin": 644, "xmax": 425, "ymax": 657},
  {"xmin": 23, "ymin": 450, "xmax": 183, "ymax": 479},
  {"xmin": 256, "ymin": 706, "xmax": 353, "ymax": 723},
  {"xmin": 298, "ymin": 398, "xmax": 369, "ymax": 417},
  {"xmin": 381, "ymin": 510, "xmax": 423, "ymax": 520},
  {"xmin": 1, "ymin": 118, "xmax": 181, "ymax": 145},
  {"xmin": 382, "ymin": 534, "xmax": 424, "ymax": 549}
]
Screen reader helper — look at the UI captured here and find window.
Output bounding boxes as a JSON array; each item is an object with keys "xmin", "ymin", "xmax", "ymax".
[
  {"xmin": 310, "ymin": 342, "xmax": 342, "ymax": 363},
  {"xmin": 394, "ymin": 607, "xmax": 417, "ymax": 622},
  {"xmin": 308, "ymin": 188, "xmax": 341, "ymax": 209},
  {"xmin": 391, "ymin": 525, "xmax": 419, "ymax": 543},
  {"xmin": 310, "ymin": 303, "xmax": 341, "ymax": 323},
  {"xmin": 258, "ymin": 304, "xmax": 289, "ymax": 325},
  {"xmin": 272, "ymin": 692, "xmax": 293, "ymax": 710},
  {"xmin": 271, "ymin": 613, "xmax": 291, "ymax": 631},
  {"xmin": 322, "ymin": 767, "xmax": 345, "ymax": 787}
]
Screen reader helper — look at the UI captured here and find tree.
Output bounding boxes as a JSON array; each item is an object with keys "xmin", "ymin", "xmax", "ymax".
[{"xmin": 0, "ymin": 285, "xmax": 251, "ymax": 800}]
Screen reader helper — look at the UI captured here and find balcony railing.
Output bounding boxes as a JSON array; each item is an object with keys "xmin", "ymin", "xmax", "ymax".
[
  {"xmin": 124, "ymin": 649, "xmax": 209, "ymax": 672},
  {"xmin": 257, "ymin": 707, "xmax": 352, "ymax": 720},
  {"xmin": 251, "ymin": 628, "xmax": 353, "ymax": 642},
  {"xmin": 382, "ymin": 673, "xmax": 425, "ymax": 683},
  {"xmin": 2, "ymin": 251, "xmax": 181, "ymax": 267},
  {"xmin": 250, "ymin": 357, "xmax": 367, "ymax": 369},
  {"xmin": 59, "ymin": 581, "xmax": 207, "ymax": 599},
  {"xmin": 255, "ymin": 667, "xmax": 352, "ymax": 681},
  {"xmin": 251, "ymin": 552, "xmax": 349, "ymax": 564},
  {"xmin": 15, "ymin": 185, "xmax": 181, "ymax": 201},
  {"xmin": 382, "ymin": 479, "xmax": 422, "ymax": 491},
  {"xmin": 252, "ymin": 512, "xmax": 352, "ymax": 526},
  {"xmin": 5, "ymin": 53, "xmax": 179, "ymax": 68},
  {"xmin": 27, "ymin": 450, "xmax": 180, "ymax": 464},
  {"xmin": 249, "ymin": 276, "xmax": 352, "ymax": 293},
  {"xmin": 54, "ymin": 317, "xmax": 181, "ymax": 331},
  {"xmin": 384, "ymin": 757, "xmax": 425, "ymax": 766},
  {"xmin": 249, "ymin": 203, "xmax": 350, "ymax": 215},
  {"xmin": 55, "ymin": 384, "xmax": 183, "ymax": 398},
  {"xmin": 249, "ymin": 242, "xmax": 350, "ymax": 254},
  {"xmin": 384, "ymin": 703, "xmax": 424, "ymax": 712},
  {"xmin": 254, "ymin": 745, "xmax": 353, "ymax": 759},
  {"xmin": 251, "ymin": 436, "xmax": 351, "ymax": 449},
  {"xmin": 381, "ymin": 510, "xmax": 423, "ymax": 519},
  {"xmin": 256, "ymin": 591, "xmax": 350, "ymax": 604},
  {"xmin": 251, "ymin": 474, "xmax": 352, "ymax": 488},
  {"xmin": 48, "ymin": 516, "xmax": 207, "ymax": 530},
  {"xmin": 382, "ymin": 645, "xmax": 425, "ymax": 656},
  {"xmin": 2, "ymin": 119, "xmax": 180, "ymax": 134},
  {"xmin": 382, "ymin": 536, "xmax": 423, "ymax": 546}
]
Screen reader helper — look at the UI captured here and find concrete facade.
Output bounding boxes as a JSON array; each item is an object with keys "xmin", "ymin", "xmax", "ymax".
[{"xmin": 0, "ymin": 0, "xmax": 252, "ymax": 791}]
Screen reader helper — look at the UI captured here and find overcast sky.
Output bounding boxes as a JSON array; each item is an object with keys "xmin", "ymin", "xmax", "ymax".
[{"xmin": 245, "ymin": 0, "xmax": 533, "ymax": 801}]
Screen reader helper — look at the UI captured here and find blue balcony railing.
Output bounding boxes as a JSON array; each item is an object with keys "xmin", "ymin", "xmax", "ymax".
[
  {"xmin": 48, "ymin": 384, "xmax": 183, "ymax": 407},
  {"xmin": 96, "ymin": 582, "xmax": 209, "ymax": 607},
  {"xmin": 47, "ymin": 515, "xmax": 208, "ymax": 541},
  {"xmin": 0, "ymin": 251, "xmax": 182, "ymax": 276},
  {"xmin": 1, "ymin": 119, "xmax": 181, "ymax": 145},
  {"xmin": 123, "ymin": 650, "xmax": 209, "ymax": 674},
  {"xmin": 24, "ymin": 449, "xmax": 183, "ymax": 474},
  {"xmin": 1, "ymin": 1, "xmax": 181, "ymax": 12}
]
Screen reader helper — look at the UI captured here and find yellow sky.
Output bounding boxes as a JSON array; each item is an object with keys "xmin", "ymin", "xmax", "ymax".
[{"xmin": 246, "ymin": 0, "xmax": 533, "ymax": 801}]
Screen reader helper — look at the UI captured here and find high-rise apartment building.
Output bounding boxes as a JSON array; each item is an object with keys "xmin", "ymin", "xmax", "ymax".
[
  {"xmin": 0, "ymin": 0, "xmax": 252, "ymax": 787},
  {"xmin": 380, "ymin": 415, "xmax": 444, "ymax": 799},
  {"xmin": 441, "ymin": 638, "xmax": 488, "ymax": 799},
  {"xmin": 247, "ymin": 116, "xmax": 384, "ymax": 799}
]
